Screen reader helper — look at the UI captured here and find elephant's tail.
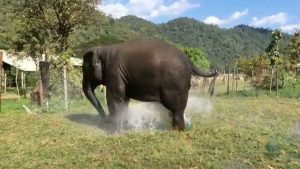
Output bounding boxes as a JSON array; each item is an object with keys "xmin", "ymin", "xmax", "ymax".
[
  {"xmin": 191, "ymin": 64, "xmax": 218, "ymax": 77},
  {"xmin": 191, "ymin": 64, "xmax": 219, "ymax": 97}
]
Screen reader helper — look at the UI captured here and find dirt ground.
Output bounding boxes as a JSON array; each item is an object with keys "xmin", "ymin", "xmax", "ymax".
[{"xmin": 1, "ymin": 93, "xmax": 20, "ymax": 100}]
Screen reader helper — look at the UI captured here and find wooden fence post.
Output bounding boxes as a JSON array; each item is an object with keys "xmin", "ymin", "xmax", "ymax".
[
  {"xmin": 276, "ymin": 66, "xmax": 279, "ymax": 96},
  {"xmin": 24, "ymin": 73, "xmax": 26, "ymax": 89},
  {"xmin": 63, "ymin": 65, "xmax": 68, "ymax": 112},
  {"xmin": 222, "ymin": 69, "xmax": 226, "ymax": 85},
  {"xmin": 4, "ymin": 73, "xmax": 6, "ymax": 93},
  {"xmin": 21, "ymin": 71, "xmax": 24, "ymax": 89},
  {"xmin": 39, "ymin": 61, "xmax": 50, "ymax": 108},
  {"xmin": 251, "ymin": 70, "xmax": 254, "ymax": 91},
  {"xmin": 269, "ymin": 67, "xmax": 274, "ymax": 95},
  {"xmin": 227, "ymin": 70, "xmax": 230, "ymax": 95},
  {"xmin": 235, "ymin": 66, "xmax": 238, "ymax": 92},
  {"xmin": 244, "ymin": 76, "xmax": 246, "ymax": 91},
  {"xmin": 0, "ymin": 51, "xmax": 2, "ymax": 112},
  {"xmin": 16, "ymin": 68, "xmax": 20, "ymax": 100},
  {"xmin": 232, "ymin": 68, "xmax": 235, "ymax": 91}
]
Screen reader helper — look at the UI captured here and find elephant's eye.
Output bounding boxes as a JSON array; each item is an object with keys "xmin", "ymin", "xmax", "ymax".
[{"xmin": 96, "ymin": 60, "xmax": 100, "ymax": 64}]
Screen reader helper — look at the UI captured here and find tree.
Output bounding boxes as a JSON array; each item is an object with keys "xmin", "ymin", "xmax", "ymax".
[
  {"xmin": 265, "ymin": 30, "xmax": 282, "ymax": 94},
  {"xmin": 287, "ymin": 31, "xmax": 300, "ymax": 67},
  {"xmin": 0, "ymin": 0, "xmax": 20, "ymax": 50},
  {"xmin": 266, "ymin": 30, "xmax": 282, "ymax": 66},
  {"xmin": 238, "ymin": 56, "xmax": 270, "ymax": 89},
  {"xmin": 17, "ymin": 0, "xmax": 101, "ymax": 57},
  {"xmin": 285, "ymin": 31, "xmax": 300, "ymax": 96},
  {"xmin": 9, "ymin": 0, "xmax": 102, "ymax": 108},
  {"xmin": 180, "ymin": 47, "xmax": 210, "ymax": 70},
  {"xmin": 69, "ymin": 16, "xmax": 141, "ymax": 56}
]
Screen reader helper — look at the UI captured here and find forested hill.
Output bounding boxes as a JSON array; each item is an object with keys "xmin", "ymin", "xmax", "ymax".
[
  {"xmin": 0, "ymin": 2, "xmax": 291, "ymax": 70},
  {"xmin": 118, "ymin": 16, "xmax": 291, "ymax": 69}
]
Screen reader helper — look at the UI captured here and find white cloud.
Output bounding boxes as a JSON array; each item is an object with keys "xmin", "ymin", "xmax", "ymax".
[
  {"xmin": 99, "ymin": 0, "xmax": 200, "ymax": 19},
  {"xmin": 229, "ymin": 10, "xmax": 249, "ymax": 20},
  {"xmin": 204, "ymin": 9, "xmax": 248, "ymax": 26},
  {"xmin": 204, "ymin": 16, "xmax": 223, "ymax": 25},
  {"xmin": 148, "ymin": 0, "xmax": 200, "ymax": 19},
  {"xmin": 251, "ymin": 12, "xmax": 288, "ymax": 26},
  {"xmin": 281, "ymin": 23, "xmax": 300, "ymax": 33},
  {"xmin": 100, "ymin": 3, "xmax": 129, "ymax": 18}
]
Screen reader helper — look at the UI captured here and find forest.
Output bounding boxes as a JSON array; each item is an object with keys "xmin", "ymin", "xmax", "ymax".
[
  {"xmin": 0, "ymin": 1, "xmax": 295, "ymax": 70},
  {"xmin": 118, "ymin": 15, "xmax": 292, "ymax": 69}
]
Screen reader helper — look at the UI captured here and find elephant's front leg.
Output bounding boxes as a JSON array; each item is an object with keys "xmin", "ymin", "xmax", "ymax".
[{"xmin": 106, "ymin": 88, "xmax": 128, "ymax": 132}]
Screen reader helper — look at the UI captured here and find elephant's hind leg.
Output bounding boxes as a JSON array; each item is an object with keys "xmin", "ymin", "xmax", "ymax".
[
  {"xmin": 161, "ymin": 89, "xmax": 188, "ymax": 130},
  {"xmin": 171, "ymin": 110, "xmax": 185, "ymax": 130}
]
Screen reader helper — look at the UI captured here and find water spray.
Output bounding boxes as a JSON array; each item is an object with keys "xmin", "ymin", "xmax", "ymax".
[{"xmin": 123, "ymin": 95, "xmax": 213, "ymax": 131}]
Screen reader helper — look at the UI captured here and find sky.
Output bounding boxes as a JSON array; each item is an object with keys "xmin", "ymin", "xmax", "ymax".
[{"xmin": 98, "ymin": 0, "xmax": 300, "ymax": 34}]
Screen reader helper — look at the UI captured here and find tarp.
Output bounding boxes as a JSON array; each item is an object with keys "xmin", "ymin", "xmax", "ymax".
[
  {"xmin": 1, "ymin": 50, "xmax": 83, "ymax": 72},
  {"xmin": 2, "ymin": 50, "xmax": 37, "ymax": 71},
  {"xmin": 70, "ymin": 57, "xmax": 83, "ymax": 67}
]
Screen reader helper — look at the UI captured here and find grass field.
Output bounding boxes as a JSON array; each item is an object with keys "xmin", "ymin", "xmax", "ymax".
[{"xmin": 0, "ymin": 87, "xmax": 300, "ymax": 168}]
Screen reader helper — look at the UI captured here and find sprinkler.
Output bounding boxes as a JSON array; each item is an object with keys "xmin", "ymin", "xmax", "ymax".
[
  {"xmin": 184, "ymin": 113, "xmax": 192, "ymax": 130},
  {"xmin": 266, "ymin": 141, "xmax": 278, "ymax": 153}
]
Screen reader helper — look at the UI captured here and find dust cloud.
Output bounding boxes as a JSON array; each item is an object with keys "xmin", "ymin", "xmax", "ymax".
[
  {"xmin": 124, "ymin": 95, "xmax": 213, "ymax": 130},
  {"xmin": 289, "ymin": 123, "xmax": 300, "ymax": 144},
  {"xmin": 67, "ymin": 94, "xmax": 214, "ymax": 131}
]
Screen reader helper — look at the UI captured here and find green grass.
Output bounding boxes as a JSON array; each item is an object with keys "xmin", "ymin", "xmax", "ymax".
[
  {"xmin": 1, "ymin": 98, "xmax": 30, "ymax": 114},
  {"xmin": 215, "ymin": 80, "xmax": 300, "ymax": 99},
  {"xmin": 0, "ymin": 93, "xmax": 299, "ymax": 168}
]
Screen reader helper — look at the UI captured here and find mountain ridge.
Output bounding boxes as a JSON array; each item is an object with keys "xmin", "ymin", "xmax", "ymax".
[{"xmin": 118, "ymin": 15, "xmax": 291, "ymax": 69}]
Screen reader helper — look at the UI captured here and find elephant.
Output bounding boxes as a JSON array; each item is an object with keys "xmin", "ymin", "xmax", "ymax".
[{"xmin": 82, "ymin": 39, "xmax": 218, "ymax": 131}]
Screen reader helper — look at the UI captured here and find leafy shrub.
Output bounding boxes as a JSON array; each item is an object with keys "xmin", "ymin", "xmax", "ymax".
[
  {"xmin": 282, "ymin": 71, "xmax": 299, "ymax": 87},
  {"xmin": 179, "ymin": 46, "xmax": 210, "ymax": 70},
  {"xmin": 238, "ymin": 55, "xmax": 270, "ymax": 88}
]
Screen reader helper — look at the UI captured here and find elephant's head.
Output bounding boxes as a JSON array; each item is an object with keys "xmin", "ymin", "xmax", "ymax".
[
  {"xmin": 82, "ymin": 47, "xmax": 105, "ymax": 84},
  {"xmin": 82, "ymin": 47, "xmax": 107, "ymax": 118}
]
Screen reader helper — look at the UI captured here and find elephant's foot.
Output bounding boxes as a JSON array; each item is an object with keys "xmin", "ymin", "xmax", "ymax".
[
  {"xmin": 103, "ymin": 115, "xmax": 123, "ymax": 134},
  {"xmin": 172, "ymin": 115, "xmax": 185, "ymax": 131},
  {"xmin": 99, "ymin": 112, "xmax": 107, "ymax": 120},
  {"xmin": 172, "ymin": 125, "xmax": 185, "ymax": 131}
]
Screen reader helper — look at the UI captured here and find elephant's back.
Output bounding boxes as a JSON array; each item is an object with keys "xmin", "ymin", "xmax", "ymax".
[
  {"xmin": 115, "ymin": 39, "xmax": 192, "ymax": 71},
  {"xmin": 115, "ymin": 39, "xmax": 192, "ymax": 91},
  {"xmin": 115, "ymin": 39, "xmax": 191, "ymax": 71}
]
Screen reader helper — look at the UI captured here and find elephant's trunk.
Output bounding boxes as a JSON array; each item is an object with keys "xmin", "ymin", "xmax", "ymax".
[{"xmin": 82, "ymin": 78, "xmax": 106, "ymax": 118}]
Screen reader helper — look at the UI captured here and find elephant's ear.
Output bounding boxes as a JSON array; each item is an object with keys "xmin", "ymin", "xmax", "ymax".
[
  {"xmin": 82, "ymin": 50, "xmax": 93, "ymax": 72},
  {"xmin": 97, "ymin": 47, "xmax": 109, "ymax": 61}
]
